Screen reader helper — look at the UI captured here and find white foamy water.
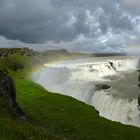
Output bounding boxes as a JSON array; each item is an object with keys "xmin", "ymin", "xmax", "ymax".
[{"xmin": 32, "ymin": 57, "xmax": 140, "ymax": 127}]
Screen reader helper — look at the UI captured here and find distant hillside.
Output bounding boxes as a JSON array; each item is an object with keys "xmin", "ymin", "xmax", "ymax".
[
  {"xmin": 42, "ymin": 49, "xmax": 126, "ymax": 57},
  {"xmin": 0, "ymin": 47, "xmax": 38, "ymax": 57},
  {"xmin": 0, "ymin": 47, "xmax": 126, "ymax": 58},
  {"xmin": 90, "ymin": 52, "xmax": 126, "ymax": 57},
  {"xmin": 43, "ymin": 49, "xmax": 70, "ymax": 55}
]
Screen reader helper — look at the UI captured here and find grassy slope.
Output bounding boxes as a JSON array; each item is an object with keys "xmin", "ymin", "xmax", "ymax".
[
  {"xmin": 0, "ymin": 54, "xmax": 140, "ymax": 140},
  {"xmin": 16, "ymin": 79, "xmax": 140, "ymax": 140},
  {"xmin": 0, "ymin": 54, "xmax": 61, "ymax": 140}
]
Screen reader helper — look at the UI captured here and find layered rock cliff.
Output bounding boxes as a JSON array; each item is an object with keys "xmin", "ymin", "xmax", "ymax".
[{"xmin": 0, "ymin": 70, "xmax": 25, "ymax": 119}]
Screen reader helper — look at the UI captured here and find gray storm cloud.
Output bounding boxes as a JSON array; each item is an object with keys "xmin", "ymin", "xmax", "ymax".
[
  {"xmin": 0, "ymin": 0, "xmax": 140, "ymax": 52},
  {"xmin": 119, "ymin": 0, "xmax": 140, "ymax": 14}
]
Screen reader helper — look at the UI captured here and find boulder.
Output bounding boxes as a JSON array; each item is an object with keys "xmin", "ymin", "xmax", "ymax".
[
  {"xmin": 138, "ymin": 94, "xmax": 140, "ymax": 106},
  {"xmin": 137, "ymin": 70, "xmax": 140, "ymax": 106},
  {"xmin": 95, "ymin": 84, "xmax": 111, "ymax": 91},
  {"xmin": 108, "ymin": 61, "xmax": 116, "ymax": 70}
]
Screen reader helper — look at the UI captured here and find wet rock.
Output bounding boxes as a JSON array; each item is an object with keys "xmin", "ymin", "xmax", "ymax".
[
  {"xmin": 138, "ymin": 94, "xmax": 140, "ymax": 106},
  {"xmin": 108, "ymin": 61, "xmax": 116, "ymax": 70},
  {"xmin": 137, "ymin": 69, "xmax": 140, "ymax": 106},
  {"xmin": 95, "ymin": 84, "xmax": 111, "ymax": 91},
  {"xmin": 0, "ymin": 70, "xmax": 25, "ymax": 119}
]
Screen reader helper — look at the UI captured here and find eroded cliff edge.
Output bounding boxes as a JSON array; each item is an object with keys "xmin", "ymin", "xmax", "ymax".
[{"xmin": 0, "ymin": 70, "xmax": 25, "ymax": 119}]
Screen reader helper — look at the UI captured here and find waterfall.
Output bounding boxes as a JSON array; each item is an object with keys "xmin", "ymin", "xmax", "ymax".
[{"xmin": 32, "ymin": 57, "xmax": 140, "ymax": 127}]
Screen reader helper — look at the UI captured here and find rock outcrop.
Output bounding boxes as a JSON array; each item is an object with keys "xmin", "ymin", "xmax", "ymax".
[
  {"xmin": 108, "ymin": 61, "xmax": 116, "ymax": 70},
  {"xmin": 0, "ymin": 70, "xmax": 25, "ymax": 119},
  {"xmin": 0, "ymin": 47, "xmax": 38, "ymax": 57},
  {"xmin": 95, "ymin": 84, "xmax": 111, "ymax": 91},
  {"xmin": 138, "ymin": 69, "xmax": 140, "ymax": 106},
  {"xmin": 138, "ymin": 94, "xmax": 140, "ymax": 106}
]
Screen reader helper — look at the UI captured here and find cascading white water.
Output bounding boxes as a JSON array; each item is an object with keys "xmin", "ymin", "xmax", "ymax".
[
  {"xmin": 91, "ymin": 90, "xmax": 140, "ymax": 127},
  {"xmin": 32, "ymin": 57, "xmax": 140, "ymax": 127}
]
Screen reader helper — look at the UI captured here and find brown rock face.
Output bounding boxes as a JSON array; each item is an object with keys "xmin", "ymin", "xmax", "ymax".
[{"xmin": 0, "ymin": 70, "xmax": 25, "ymax": 119}]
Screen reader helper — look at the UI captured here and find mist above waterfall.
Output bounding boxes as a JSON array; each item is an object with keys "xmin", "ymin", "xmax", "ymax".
[{"xmin": 32, "ymin": 56, "xmax": 140, "ymax": 127}]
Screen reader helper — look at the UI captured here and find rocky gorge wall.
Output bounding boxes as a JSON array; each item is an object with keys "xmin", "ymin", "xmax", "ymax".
[{"xmin": 0, "ymin": 70, "xmax": 25, "ymax": 119}]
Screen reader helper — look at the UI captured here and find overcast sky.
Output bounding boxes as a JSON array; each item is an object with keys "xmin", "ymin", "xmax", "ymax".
[{"xmin": 0, "ymin": 0, "xmax": 140, "ymax": 53}]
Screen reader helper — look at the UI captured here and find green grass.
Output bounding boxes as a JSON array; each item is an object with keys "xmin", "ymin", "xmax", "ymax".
[
  {"xmin": 16, "ymin": 79, "xmax": 140, "ymax": 140},
  {"xmin": 0, "ymin": 116, "xmax": 59, "ymax": 140},
  {"xmin": 0, "ymin": 53, "xmax": 30, "ymax": 78},
  {"xmin": 0, "ymin": 54, "xmax": 140, "ymax": 140},
  {"xmin": 0, "ymin": 54, "xmax": 61, "ymax": 139}
]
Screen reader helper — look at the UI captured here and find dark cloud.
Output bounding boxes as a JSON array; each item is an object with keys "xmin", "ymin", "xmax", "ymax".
[
  {"xmin": 119, "ymin": 0, "xmax": 140, "ymax": 15},
  {"xmin": 0, "ymin": 0, "xmax": 140, "ymax": 52}
]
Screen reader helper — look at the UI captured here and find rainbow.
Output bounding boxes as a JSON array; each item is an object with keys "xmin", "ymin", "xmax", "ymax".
[{"xmin": 30, "ymin": 60, "xmax": 63, "ymax": 76}]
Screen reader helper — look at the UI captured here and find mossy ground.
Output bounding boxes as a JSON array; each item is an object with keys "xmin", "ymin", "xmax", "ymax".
[{"xmin": 0, "ymin": 54, "xmax": 140, "ymax": 140}]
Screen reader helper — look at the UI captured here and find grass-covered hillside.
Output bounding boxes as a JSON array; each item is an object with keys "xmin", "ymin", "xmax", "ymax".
[{"xmin": 0, "ymin": 53, "xmax": 140, "ymax": 140}]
